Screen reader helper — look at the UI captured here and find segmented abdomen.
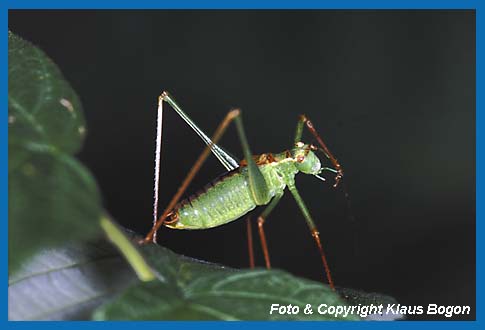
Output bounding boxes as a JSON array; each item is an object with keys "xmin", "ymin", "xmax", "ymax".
[{"xmin": 166, "ymin": 169, "xmax": 257, "ymax": 229}]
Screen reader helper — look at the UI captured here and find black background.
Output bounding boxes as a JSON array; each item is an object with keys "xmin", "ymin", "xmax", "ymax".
[{"xmin": 9, "ymin": 10, "xmax": 475, "ymax": 320}]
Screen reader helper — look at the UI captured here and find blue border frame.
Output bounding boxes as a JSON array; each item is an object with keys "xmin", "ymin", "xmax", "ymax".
[{"xmin": 3, "ymin": 0, "xmax": 481, "ymax": 328}]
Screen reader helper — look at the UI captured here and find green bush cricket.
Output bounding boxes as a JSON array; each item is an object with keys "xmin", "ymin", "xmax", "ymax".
[{"xmin": 141, "ymin": 91, "xmax": 344, "ymax": 290}]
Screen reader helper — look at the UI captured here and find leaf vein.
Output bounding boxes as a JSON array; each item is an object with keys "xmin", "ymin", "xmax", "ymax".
[{"xmin": 9, "ymin": 254, "xmax": 120, "ymax": 286}]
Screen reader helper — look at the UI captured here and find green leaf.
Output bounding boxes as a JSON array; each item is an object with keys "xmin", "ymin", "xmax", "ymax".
[
  {"xmin": 94, "ymin": 243, "xmax": 360, "ymax": 321},
  {"xmin": 8, "ymin": 31, "xmax": 102, "ymax": 273},
  {"xmin": 9, "ymin": 227, "xmax": 397, "ymax": 321},
  {"xmin": 8, "ymin": 31, "xmax": 86, "ymax": 153},
  {"xmin": 8, "ymin": 239, "xmax": 138, "ymax": 320}
]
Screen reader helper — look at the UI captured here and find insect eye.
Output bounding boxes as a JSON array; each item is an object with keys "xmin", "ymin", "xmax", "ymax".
[{"xmin": 296, "ymin": 155, "xmax": 305, "ymax": 163}]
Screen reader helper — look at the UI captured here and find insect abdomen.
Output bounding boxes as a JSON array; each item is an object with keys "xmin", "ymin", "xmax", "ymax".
[{"xmin": 167, "ymin": 170, "xmax": 257, "ymax": 229}]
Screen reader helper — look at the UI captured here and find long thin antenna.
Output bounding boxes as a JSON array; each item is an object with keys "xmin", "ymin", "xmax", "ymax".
[{"xmin": 152, "ymin": 96, "xmax": 164, "ymax": 243}]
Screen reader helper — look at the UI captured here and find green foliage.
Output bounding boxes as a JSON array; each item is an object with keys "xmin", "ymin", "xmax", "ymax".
[
  {"xmin": 9, "ymin": 226, "xmax": 397, "ymax": 320},
  {"xmin": 9, "ymin": 233, "xmax": 359, "ymax": 321},
  {"xmin": 94, "ymin": 242, "xmax": 359, "ymax": 320},
  {"xmin": 8, "ymin": 31, "xmax": 103, "ymax": 273},
  {"xmin": 8, "ymin": 238, "xmax": 138, "ymax": 320}
]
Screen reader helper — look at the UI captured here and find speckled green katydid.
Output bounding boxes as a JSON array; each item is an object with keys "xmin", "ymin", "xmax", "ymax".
[{"xmin": 142, "ymin": 91, "xmax": 344, "ymax": 290}]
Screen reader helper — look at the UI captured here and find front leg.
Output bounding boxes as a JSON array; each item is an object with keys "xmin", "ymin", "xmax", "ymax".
[
  {"xmin": 293, "ymin": 114, "xmax": 343, "ymax": 187},
  {"xmin": 288, "ymin": 184, "xmax": 335, "ymax": 290}
]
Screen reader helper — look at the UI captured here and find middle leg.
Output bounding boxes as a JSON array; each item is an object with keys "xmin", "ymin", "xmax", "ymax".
[{"xmin": 249, "ymin": 193, "xmax": 283, "ymax": 269}]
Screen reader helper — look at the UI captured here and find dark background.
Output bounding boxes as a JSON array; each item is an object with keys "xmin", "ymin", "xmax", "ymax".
[{"xmin": 9, "ymin": 10, "xmax": 475, "ymax": 320}]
